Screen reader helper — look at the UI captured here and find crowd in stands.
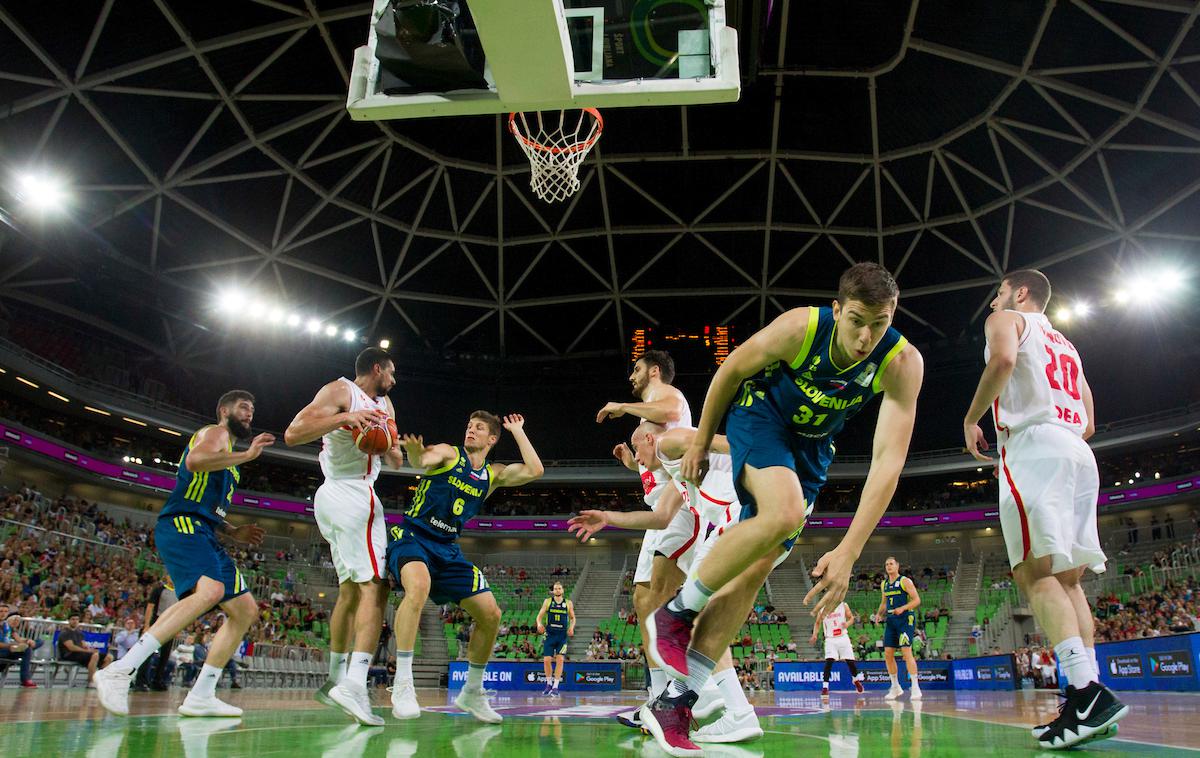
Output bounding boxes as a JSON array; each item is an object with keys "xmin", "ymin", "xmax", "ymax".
[
  {"xmin": 1094, "ymin": 578, "xmax": 1200, "ymax": 642},
  {"xmin": 0, "ymin": 484, "xmax": 331, "ymax": 658}
]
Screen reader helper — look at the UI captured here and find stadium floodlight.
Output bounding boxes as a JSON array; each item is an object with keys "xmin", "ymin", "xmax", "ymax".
[
  {"xmin": 343, "ymin": 329, "xmax": 356, "ymax": 342},
  {"xmin": 286, "ymin": 313, "xmax": 302, "ymax": 327},
  {"xmin": 216, "ymin": 290, "xmax": 241, "ymax": 314},
  {"xmin": 1054, "ymin": 307, "xmax": 1072, "ymax": 323},
  {"xmin": 379, "ymin": 339, "xmax": 390, "ymax": 349},
  {"xmin": 268, "ymin": 308, "xmax": 284, "ymax": 324},
  {"xmin": 1073, "ymin": 301, "xmax": 1091, "ymax": 317},
  {"xmin": 325, "ymin": 325, "xmax": 338, "ymax": 337},
  {"xmin": 16, "ymin": 171, "xmax": 68, "ymax": 212},
  {"xmin": 306, "ymin": 319, "xmax": 322, "ymax": 334},
  {"xmin": 248, "ymin": 302, "xmax": 266, "ymax": 318},
  {"xmin": 1112, "ymin": 289, "xmax": 1130, "ymax": 305}
]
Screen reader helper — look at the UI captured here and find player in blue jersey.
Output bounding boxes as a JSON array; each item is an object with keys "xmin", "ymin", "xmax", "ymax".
[
  {"xmin": 642, "ymin": 263, "xmax": 924, "ymax": 757},
  {"xmin": 387, "ymin": 411, "xmax": 544, "ymax": 723},
  {"xmin": 535, "ymin": 581, "xmax": 575, "ymax": 696},
  {"xmin": 871, "ymin": 556, "xmax": 921, "ymax": 700},
  {"xmin": 94, "ymin": 390, "xmax": 274, "ymax": 718}
]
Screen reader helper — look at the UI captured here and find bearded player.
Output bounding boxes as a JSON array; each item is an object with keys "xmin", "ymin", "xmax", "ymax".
[{"xmin": 284, "ymin": 347, "xmax": 403, "ymax": 726}]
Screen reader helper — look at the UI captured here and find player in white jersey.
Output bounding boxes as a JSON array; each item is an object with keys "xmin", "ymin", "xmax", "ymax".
[
  {"xmin": 811, "ymin": 601, "xmax": 864, "ymax": 697},
  {"xmin": 570, "ymin": 425, "xmax": 764, "ymax": 744},
  {"xmin": 964, "ymin": 270, "xmax": 1126, "ymax": 750},
  {"xmin": 285, "ymin": 348, "xmax": 403, "ymax": 726},
  {"xmin": 596, "ymin": 351, "xmax": 694, "ymax": 714}
]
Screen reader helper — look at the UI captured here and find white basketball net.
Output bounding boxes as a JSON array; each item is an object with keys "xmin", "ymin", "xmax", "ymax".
[{"xmin": 509, "ymin": 109, "xmax": 603, "ymax": 204}]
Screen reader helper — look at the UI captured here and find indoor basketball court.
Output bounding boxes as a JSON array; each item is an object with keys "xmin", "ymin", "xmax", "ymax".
[{"xmin": 1, "ymin": 0, "xmax": 1199, "ymax": 756}]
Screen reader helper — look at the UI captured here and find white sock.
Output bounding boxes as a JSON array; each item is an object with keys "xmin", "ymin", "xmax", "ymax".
[
  {"xmin": 346, "ymin": 652, "xmax": 372, "ymax": 688},
  {"xmin": 889, "ymin": 674, "xmax": 898, "ymax": 688},
  {"xmin": 668, "ymin": 578, "xmax": 715, "ymax": 614},
  {"xmin": 192, "ymin": 664, "xmax": 221, "ymax": 698},
  {"xmin": 1054, "ymin": 636, "xmax": 1095, "ymax": 688},
  {"xmin": 329, "ymin": 651, "xmax": 348, "ymax": 683},
  {"xmin": 910, "ymin": 674, "xmax": 921, "ymax": 690},
  {"xmin": 649, "ymin": 667, "xmax": 668, "ymax": 697},
  {"xmin": 1087, "ymin": 646, "xmax": 1098, "ymax": 676},
  {"xmin": 552, "ymin": 677, "xmax": 560, "ymax": 689},
  {"xmin": 467, "ymin": 663, "xmax": 486, "ymax": 690},
  {"xmin": 713, "ymin": 667, "xmax": 752, "ymax": 715},
  {"xmin": 112, "ymin": 632, "xmax": 161, "ymax": 673},
  {"xmin": 395, "ymin": 650, "xmax": 413, "ymax": 682}
]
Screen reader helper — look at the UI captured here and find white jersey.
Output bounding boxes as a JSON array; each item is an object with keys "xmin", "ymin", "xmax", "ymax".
[
  {"xmin": 822, "ymin": 602, "xmax": 851, "ymax": 639},
  {"xmin": 986, "ymin": 311, "xmax": 1088, "ymax": 438},
  {"xmin": 318, "ymin": 377, "xmax": 389, "ymax": 484},
  {"xmin": 656, "ymin": 434, "xmax": 736, "ymax": 528},
  {"xmin": 637, "ymin": 393, "xmax": 692, "ymax": 509}
]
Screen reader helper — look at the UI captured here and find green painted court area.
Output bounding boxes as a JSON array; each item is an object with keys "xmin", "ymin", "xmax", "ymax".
[{"xmin": 3, "ymin": 704, "xmax": 1183, "ymax": 757}]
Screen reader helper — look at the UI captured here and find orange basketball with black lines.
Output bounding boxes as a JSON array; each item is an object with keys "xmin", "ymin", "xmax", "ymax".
[{"xmin": 353, "ymin": 422, "xmax": 392, "ymax": 455}]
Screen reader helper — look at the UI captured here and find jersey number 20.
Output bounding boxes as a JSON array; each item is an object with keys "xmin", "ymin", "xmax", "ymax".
[{"xmin": 1043, "ymin": 346, "xmax": 1081, "ymax": 401}]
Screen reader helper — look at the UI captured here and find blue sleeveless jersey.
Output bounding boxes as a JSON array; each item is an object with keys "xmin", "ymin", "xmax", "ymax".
[
  {"xmin": 403, "ymin": 446, "xmax": 493, "ymax": 543},
  {"xmin": 160, "ymin": 426, "xmax": 240, "ymax": 526},
  {"xmin": 546, "ymin": 598, "xmax": 569, "ymax": 632},
  {"xmin": 735, "ymin": 306, "xmax": 908, "ymax": 443},
  {"xmin": 883, "ymin": 576, "xmax": 908, "ymax": 612}
]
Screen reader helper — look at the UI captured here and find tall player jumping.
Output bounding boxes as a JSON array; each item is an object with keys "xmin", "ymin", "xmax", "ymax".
[
  {"xmin": 285, "ymin": 347, "xmax": 402, "ymax": 726},
  {"xmin": 388, "ymin": 412, "xmax": 544, "ymax": 722},
  {"xmin": 646, "ymin": 263, "xmax": 924, "ymax": 757},
  {"xmin": 964, "ymin": 269, "xmax": 1126, "ymax": 749},
  {"xmin": 810, "ymin": 600, "xmax": 865, "ymax": 697},
  {"xmin": 871, "ymin": 556, "xmax": 921, "ymax": 700},
  {"xmin": 535, "ymin": 581, "xmax": 575, "ymax": 696},
  {"xmin": 94, "ymin": 391, "xmax": 273, "ymax": 718}
]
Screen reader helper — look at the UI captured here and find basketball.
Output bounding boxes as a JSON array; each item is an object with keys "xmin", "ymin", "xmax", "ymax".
[{"xmin": 354, "ymin": 422, "xmax": 392, "ymax": 455}]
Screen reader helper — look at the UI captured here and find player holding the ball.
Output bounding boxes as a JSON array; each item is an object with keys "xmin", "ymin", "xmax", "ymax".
[{"xmin": 285, "ymin": 347, "xmax": 402, "ymax": 725}]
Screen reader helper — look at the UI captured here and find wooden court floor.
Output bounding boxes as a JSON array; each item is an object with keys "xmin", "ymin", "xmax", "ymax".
[{"xmin": 1, "ymin": 686, "xmax": 1197, "ymax": 756}]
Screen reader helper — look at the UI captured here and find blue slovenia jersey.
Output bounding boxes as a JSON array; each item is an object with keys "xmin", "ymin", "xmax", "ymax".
[
  {"xmin": 160, "ymin": 426, "xmax": 240, "ymax": 526},
  {"xmin": 403, "ymin": 446, "xmax": 493, "ymax": 543}
]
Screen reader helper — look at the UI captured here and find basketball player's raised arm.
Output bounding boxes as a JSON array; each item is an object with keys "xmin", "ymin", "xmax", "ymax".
[
  {"xmin": 657, "ymin": 427, "xmax": 730, "ymax": 461},
  {"xmin": 963, "ymin": 311, "xmax": 1023, "ymax": 460},
  {"xmin": 491, "ymin": 414, "xmax": 546, "ymax": 488},
  {"xmin": 284, "ymin": 381, "xmax": 383, "ymax": 446},
  {"xmin": 567, "ymin": 483, "xmax": 684, "ymax": 541},
  {"xmin": 681, "ymin": 308, "xmax": 811, "ymax": 483},
  {"xmin": 896, "ymin": 577, "xmax": 921, "ymax": 614},
  {"xmin": 808, "ymin": 345, "xmax": 923, "ymax": 619},
  {"xmin": 186, "ymin": 425, "xmax": 274, "ymax": 473},
  {"xmin": 535, "ymin": 597, "xmax": 550, "ymax": 634},
  {"xmin": 596, "ymin": 386, "xmax": 685, "ymax": 425},
  {"xmin": 400, "ymin": 436, "xmax": 456, "ymax": 471}
]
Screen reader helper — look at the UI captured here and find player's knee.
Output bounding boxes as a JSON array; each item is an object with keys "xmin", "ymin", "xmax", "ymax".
[
  {"xmin": 196, "ymin": 582, "xmax": 225, "ymax": 607},
  {"xmin": 481, "ymin": 604, "xmax": 502, "ymax": 628}
]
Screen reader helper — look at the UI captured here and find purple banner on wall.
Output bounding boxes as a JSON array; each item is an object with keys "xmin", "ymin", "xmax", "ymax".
[{"xmin": 3, "ymin": 422, "xmax": 1196, "ymax": 532}]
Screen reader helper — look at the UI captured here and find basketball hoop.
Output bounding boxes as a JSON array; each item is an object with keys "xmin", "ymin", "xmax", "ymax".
[{"xmin": 509, "ymin": 109, "xmax": 603, "ymax": 203}]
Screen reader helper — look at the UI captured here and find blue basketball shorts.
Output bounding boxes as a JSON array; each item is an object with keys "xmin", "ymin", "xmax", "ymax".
[{"xmin": 154, "ymin": 515, "xmax": 249, "ymax": 603}]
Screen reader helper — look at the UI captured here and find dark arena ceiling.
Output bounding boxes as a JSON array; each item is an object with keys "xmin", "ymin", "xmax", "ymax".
[{"xmin": 0, "ymin": 0, "xmax": 1198, "ymax": 444}]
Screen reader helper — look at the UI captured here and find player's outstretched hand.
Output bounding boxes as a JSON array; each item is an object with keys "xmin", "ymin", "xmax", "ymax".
[
  {"xmin": 233, "ymin": 523, "xmax": 266, "ymax": 546},
  {"xmin": 595, "ymin": 402, "xmax": 625, "ymax": 423},
  {"xmin": 246, "ymin": 433, "xmax": 275, "ymax": 460},
  {"xmin": 612, "ymin": 443, "xmax": 634, "ymax": 468},
  {"xmin": 401, "ymin": 434, "xmax": 425, "ymax": 466},
  {"xmin": 804, "ymin": 548, "xmax": 855, "ymax": 619},
  {"xmin": 963, "ymin": 422, "xmax": 992, "ymax": 463},
  {"xmin": 502, "ymin": 414, "xmax": 526, "ymax": 432},
  {"xmin": 680, "ymin": 443, "xmax": 709, "ymax": 486},
  {"xmin": 567, "ymin": 510, "xmax": 609, "ymax": 542}
]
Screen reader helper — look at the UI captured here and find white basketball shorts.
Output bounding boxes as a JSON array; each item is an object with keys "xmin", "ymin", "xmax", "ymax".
[
  {"xmin": 824, "ymin": 635, "xmax": 855, "ymax": 661},
  {"xmin": 998, "ymin": 424, "xmax": 1105, "ymax": 574},
  {"xmin": 633, "ymin": 528, "xmax": 660, "ymax": 584},
  {"xmin": 314, "ymin": 478, "xmax": 386, "ymax": 584},
  {"xmin": 653, "ymin": 503, "xmax": 703, "ymax": 575}
]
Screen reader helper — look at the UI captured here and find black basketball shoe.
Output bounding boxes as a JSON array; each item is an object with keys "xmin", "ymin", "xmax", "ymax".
[{"xmin": 1037, "ymin": 682, "xmax": 1128, "ymax": 750}]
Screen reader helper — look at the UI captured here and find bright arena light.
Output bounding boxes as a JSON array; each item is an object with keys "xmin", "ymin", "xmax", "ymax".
[
  {"xmin": 1073, "ymin": 301, "xmax": 1091, "ymax": 317},
  {"xmin": 1055, "ymin": 307, "xmax": 1072, "ymax": 323},
  {"xmin": 268, "ymin": 308, "xmax": 284, "ymax": 324},
  {"xmin": 16, "ymin": 171, "xmax": 68, "ymax": 212},
  {"xmin": 1112, "ymin": 289, "xmax": 1129, "ymax": 305},
  {"xmin": 325, "ymin": 325, "xmax": 338, "ymax": 337},
  {"xmin": 306, "ymin": 319, "xmax": 322, "ymax": 334},
  {"xmin": 286, "ymin": 313, "xmax": 301, "ymax": 327},
  {"xmin": 216, "ymin": 290, "xmax": 240, "ymax": 314},
  {"xmin": 248, "ymin": 302, "xmax": 266, "ymax": 318},
  {"xmin": 343, "ymin": 329, "xmax": 356, "ymax": 342},
  {"xmin": 379, "ymin": 339, "xmax": 390, "ymax": 349}
]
